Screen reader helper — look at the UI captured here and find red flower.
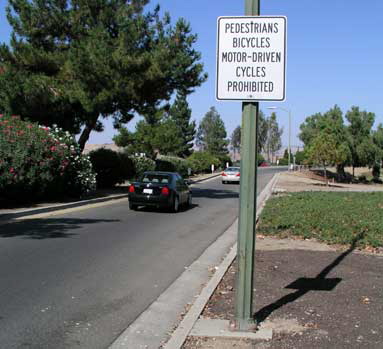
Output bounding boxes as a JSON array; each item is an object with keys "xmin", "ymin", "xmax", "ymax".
[{"xmin": 9, "ymin": 167, "xmax": 15, "ymax": 173}]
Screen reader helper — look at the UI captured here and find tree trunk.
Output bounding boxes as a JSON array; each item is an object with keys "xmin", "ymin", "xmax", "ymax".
[
  {"xmin": 78, "ymin": 115, "xmax": 99, "ymax": 152},
  {"xmin": 352, "ymin": 166, "xmax": 355, "ymax": 178},
  {"xmin": 336, "ymin": 164, "xmax": 346, "ymax": 182},
  {"xmin": 324, "ymin": 164, "xmax": 328, "ymax": 186}
]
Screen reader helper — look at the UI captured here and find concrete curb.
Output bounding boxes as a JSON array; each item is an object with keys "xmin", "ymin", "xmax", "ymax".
[
  {"xmin": 164, "ymin": 172, "xmax": 279, "ymax": 348},
  {"xmin": 0, "ymin": 173, "xmax": 220, "ymax": 221},
  {"xmin": 0, "ymin": 194, "xmax": 130, "ymax": 221}
]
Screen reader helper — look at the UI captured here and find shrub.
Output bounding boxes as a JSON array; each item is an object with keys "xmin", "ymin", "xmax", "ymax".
[
  {"xmin": 119, "ymin": 152, "xmax": 135, "ymax": 180},
  {"xmin": 257, "ymin": 153, "xmax": 265, "ymax": 166},
  {"xmin": 89, "ymin": 148, "xmax": 126, "ymax": 188},
  {"xmin": 155, "ymin": 155, "xmax": 188, "ymax": 177},
  {"xmin": 216, "ymin": 154, "xmax": 232, "ymax": 169},
  {"xmin": 372, "ymin": 163, "xmax": 381, "ymax": 183},
  {"xmin": 131, "ymin": 156, "xmax": 155, "ymax": 179},
  {"xmin": 186, "ymin": 152, "xmax": 220, "ymax": 174},
  {"xmin": 0, "ymin": 114, "xmax": 96, "ymax": 201}
]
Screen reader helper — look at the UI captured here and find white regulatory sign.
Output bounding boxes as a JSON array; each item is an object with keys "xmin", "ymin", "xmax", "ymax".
[{"xmin": 216, "ymin": 16, "xmax": 286, "ymax": 101}]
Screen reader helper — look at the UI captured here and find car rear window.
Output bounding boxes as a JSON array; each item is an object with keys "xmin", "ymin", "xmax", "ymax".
[
  {"xmin": 141, "ymin": 174, "xmax": 171, "ymax": 184},
  {"xmin": 226, "ymin": 167, "xmax": 240, "ymax": 172}
]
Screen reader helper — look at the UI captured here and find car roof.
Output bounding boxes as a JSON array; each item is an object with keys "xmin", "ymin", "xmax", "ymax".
[{"xmin": 143, "ymin": 171, "xmax": 178, "ymax": 175}]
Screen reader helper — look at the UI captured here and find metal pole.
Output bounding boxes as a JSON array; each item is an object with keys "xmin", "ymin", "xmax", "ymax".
[
  {"xmin": 235, "ymin": 0, "xmax": 259, "ymax": 331},
  {"xmin": 288, "ymin": 110, "xmax": 291, "ymax": 170}
]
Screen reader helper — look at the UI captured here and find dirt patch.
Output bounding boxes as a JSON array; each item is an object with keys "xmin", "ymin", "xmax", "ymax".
[
  {"xmin": 276, "ymin": 171, "xmax": 383, "ymax": 193},
  {"xmin": 183, "ymin": 250, "xmax": 383, "ymax": 349}
]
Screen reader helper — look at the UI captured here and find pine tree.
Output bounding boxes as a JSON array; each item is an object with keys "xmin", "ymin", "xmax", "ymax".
[
  {"xmin": 196, "ymin": 107, "xmax": 229, "ymax": 156},
  {"xmin": 168, "ymin": 92, "xmax": 196, "ymax": 157},
  {"xmin": 0, "ymin": 0, "xmax": 207, "ymax": 151}
]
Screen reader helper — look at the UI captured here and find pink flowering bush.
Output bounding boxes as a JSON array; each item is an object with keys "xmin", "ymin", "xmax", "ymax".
[{"xmin": 0, "ymin": 114, "xmax": 96, "ymax": 201}]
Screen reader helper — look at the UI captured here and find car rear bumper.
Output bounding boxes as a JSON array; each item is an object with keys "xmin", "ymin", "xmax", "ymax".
[
  {"xmin": 222, "ymin": 176, "xmax": 240, "ymax": 182},
  {"xmin": 128, "ymin": 193, "xmax": 173, "ymax": 207}
]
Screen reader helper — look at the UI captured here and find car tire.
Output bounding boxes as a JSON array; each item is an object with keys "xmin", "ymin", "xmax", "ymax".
[
  {"xmin": 129, "ymin": 202, "xmax": 137, "ymax": 210},
  {"xmin": 172, "ymin": 196, "xmax": 179, "ymax": 213}
]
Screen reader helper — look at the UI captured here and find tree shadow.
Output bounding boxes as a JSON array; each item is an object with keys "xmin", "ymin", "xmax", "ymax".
[
  {"xmin": 0, "ymin": 218, "xmax": 120, "ymax": 239},
  {"xmin": 191, "ymin": 187, "xmax": 239, "ymax": 200},
  {"xmin": 254, "ymin": 232, "xmax": 365, "ymax": 324}
]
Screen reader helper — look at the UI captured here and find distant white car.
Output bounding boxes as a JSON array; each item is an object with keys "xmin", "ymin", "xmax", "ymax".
[{"xmin": 221, "ymin": 167, "xmax": 240, "ymax": 184}]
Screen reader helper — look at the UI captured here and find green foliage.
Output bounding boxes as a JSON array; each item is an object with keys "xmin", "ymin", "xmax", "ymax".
[
  {"xmin": 131, "ymin": 156, "xmax": 155, "ymax": 179},
  {"xmin": 89, "ymin": 149, "xmax": 127, "ymax": 188},
  {"xmin": 294, "ymin": 150, "xmax": 307, "ymax": 165},
  {"xmin": 217, "ymin": 154, "xmax": 232, "ymax": 169},
  {"xmin": 114, "ymin": 117, "xmax": 184, "ymax": 159},
  {"xmin": 196, "ymin": 107, "xmax": 229, "ymax": 156},
  {"xmin": 155, "ymin": 155, "xmax": 188, "ymax": 177},
  {"xmin": 118, "ymin": 153, "xmax": 136, "ymax": 180},
  {"xmin": 307, "ymin": 130, "xmax": 350, "ymax": 184},
  {"xmin": 0, "ymin": 114, "xmax": 95, "ymax": 201},
  {"xmin": 186, "ymin": 151, "xmax": 220, "ymax": 174},
  {"xmin": 231, "ymin": 126, "xmax": 241, "ymax": 155},
  {"xmin": 373, "ymin": 124, "xmax": 383, "ymax": 164},
  {"xmin": 257, "ymin": 153, "xmax": 265, "ymax": 165},
  {"xmin": 168, "ymin": 92, "xmax": 196, "ymax": 157},
  {"xmin": 299, "ymin": 105, "xmax": 351, "ymax": 178},
  {"xmin": 264, "ymin": 113, "xmax": 283, "ymax": 162},
  {"xmin": 231, "ymin": 110, "xmax": 268, "ymax": 156},
  {"xmin": 346, "ymin": 106, "xmax": 378, "ymax": 170},
  {"xmin": 1, "ymin": 0, "xmax": 207, "ymax": 150},
  {"xmin": 258, "ymin": 192, "xmax": 383, "ymax": 248}
]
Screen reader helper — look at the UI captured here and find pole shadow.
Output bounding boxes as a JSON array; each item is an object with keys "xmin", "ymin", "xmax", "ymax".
[{"xmin": 254, "ymin": 232, "xmax": 365, "ymax": 324}]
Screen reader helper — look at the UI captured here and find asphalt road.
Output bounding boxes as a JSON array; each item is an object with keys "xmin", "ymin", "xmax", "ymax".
[{"xmin": 0, "ymin": 167, "xmax": 284, "ymax": 349}]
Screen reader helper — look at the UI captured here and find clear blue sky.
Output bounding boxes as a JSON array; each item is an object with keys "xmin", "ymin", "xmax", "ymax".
[{"xmin": 1, "ymin": 0, "xmax": 383, "ymax": 150}]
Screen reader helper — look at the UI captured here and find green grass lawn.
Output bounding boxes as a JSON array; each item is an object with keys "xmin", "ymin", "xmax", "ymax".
[{"xmin": 258, "ymin": 192, "xmax": 383, "ymax": 248}]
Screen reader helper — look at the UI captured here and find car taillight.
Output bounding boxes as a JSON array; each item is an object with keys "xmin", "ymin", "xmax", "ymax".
[
  {"xmin": 236, "ymin": 173, "xmax": 240, "ymax": 177},
  {"xmin": 129, "ymin": 184, "xmax": 135, "ymax": 193},
  {"xmin": 222, "ymin": 172, "xmax": 227, "ymax": 176},
  {"xmin": 161, "ymin": 187, "xmax": 170, "ymax": 196}
]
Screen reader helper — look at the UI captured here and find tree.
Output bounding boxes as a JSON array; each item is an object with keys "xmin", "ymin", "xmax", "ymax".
[
  {"xmin": 231, "ymin": 126, "xmax": 241, "ymax": 158},
  {"xmin": 265, "ymin": 112, "xmax": 283, "ymax": 163},
  {"xmin": 299, "ymin": 105, "xmax": 351, "ymax": 180},
  {"xmin": 307, "ymin": 131, "xmax": 346, "ymax": 185},
  {"xmin": 346, "ymin": 106, "xmax": 376, "ymax": 176},
  {"xmin": 0, "ymin": 0, "xmax": 207, "ymax": 151},
  {"xmin": 113, "ymin": 116, "xmax": 184, "ymax": 159},
  {"xmin": 257, "ymin": 110, "xmax": 268, "ymax": 154},
  {"xmin": 196, "ymin": 107, "xmax": 229, "ymax": 156},
  {"xmin": 168, "ymin": 92, "xmax": 196, "ymax": 157},
  {"xmin": 373, "ymin": 124, "xmax": 383, "ymax": 165}
]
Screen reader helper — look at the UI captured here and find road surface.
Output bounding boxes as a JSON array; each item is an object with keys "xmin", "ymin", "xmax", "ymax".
[{"xmin": 0, "ymin": 167, "xmax": 284, "ymax": 348}]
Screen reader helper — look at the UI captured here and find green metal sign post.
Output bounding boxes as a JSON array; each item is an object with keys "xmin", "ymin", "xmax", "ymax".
[{"xmin": 234, "ymin": 0, "xmax": 260, "ymax": 331}]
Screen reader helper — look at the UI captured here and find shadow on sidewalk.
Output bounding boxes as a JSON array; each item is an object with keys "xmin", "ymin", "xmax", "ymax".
[
  {"xmin": 254, "ymin": 232, "xmax": 365, "ymax": 324},
  {"xmin": 0, "ymin": 218, "xmax": 120, "ymax": 239}
]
